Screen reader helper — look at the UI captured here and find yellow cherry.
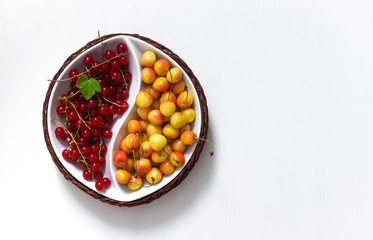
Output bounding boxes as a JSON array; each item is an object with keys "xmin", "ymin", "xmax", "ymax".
[
  {"xmin": 170, "ymin": 112, "xmax": 187, "ymax": 129},
  {"xmin": 149, "ymin": 134, "xmax": 167, "ymax": 151},
  {"xmin": 140, "ymin": 51, "xmax": 156, "ymax": 67},
  {"xmin": 154, "ymin": 59, "xmax": 170, "ymax": 76},
  {"xmin": 136, "ymin": 90, "xmax": 153, "ymax": 108},
  {"xmin": 160, "ymin": 101, "xmax": 176, "ymax": 117},
  {"xmin": 166, "ymin": 67, "xmax": 183, "ymax": 83},
  {"xmin": 146, "ymin": 167, "xmax": 163, "ymax": 184}
]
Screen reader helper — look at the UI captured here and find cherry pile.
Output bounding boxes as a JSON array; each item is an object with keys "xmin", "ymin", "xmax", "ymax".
[{"xmin": 53, "ymin": 42, "xmax": 131, "ymax": 191}]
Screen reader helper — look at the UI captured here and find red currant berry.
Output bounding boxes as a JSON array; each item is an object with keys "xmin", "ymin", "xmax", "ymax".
[
  {"xmin": 95, "ymin": 180, "xmax": 105, "ymax": 191},
  {"xmin": 90, "ymin": 144, "xmax": 99, "ymax": 153},
  {"xmin": 124, "ymin": 72, "xmax": 132, "ymax": 81},
  {"xmin": 104, "ymin": 50, "xmax": 115, "ymax": 60},
  {"xmin": 55, "ymin": 127, "xmax": 65, "ymax": 138},
  {"xmin": 88, "ymin": 153, "xmax": 98, "ymax": 163},
  {"xmin": 69, "ymin": 69, "xmax": 79, "ymax": 80},
  {"xmin": 94, "ymin": 171, "xmax": 104, "ymax": 181},
  {"xmin": 76, "ymin": 137, "xmax": 87, "ymax": 146},
  {"xmin": 62, "ymin": 149, "xmax": 70, "ymax": 160},
  {"xmin": 91, "ymin": 128, "xmax": 101, "ymax": 137},
  {"xmin": 102, "ymin": 178, "xmax": 111, "ymax": 188},
  {"xmin": 81, "ymin": 129, "xmax": 92, "ymax": 139},
  {"xmin": 92, "ymin": 61, "xmax": 100, "ymax": 72},
  {"xmin": 91, "ymin": 116, "xmax": 102, "ymax": 127},
  {"xmin": 86, "ymin": 119, "xmax": 94, "ymax": 129},
  {"xmin": 108, "ymin": 104, "xmax": 117, "ymax": 114},
  {"xmin": 117, "ymin": 43, "xmax": 128, "ymax": 53},
  {"xmin": 111, "ymin": 71, "xmax": 121, "ymax": 82},
  {"xmin": 83, "ymin": 56, "xmax": 94, "ymax": 66},
  {"xmin": 77, "ymin": 102, "xmax": 87, "ymax": 113},
  {"xmin": 98, "ymin": 106, "xmax": 108, "ymax": 116},
  {"xmin": 101, "ymin": 144, "xmax": 108, "ymax": 153},
  {"xmin": 66, "ymin": 121, "xmax": 75, "ymax": 131},
  {"xmin": 90, "ymin": 162, "xmax": 100, "ymax": 172},
  {"xmin": 117, "ymin": 108, "xmax": 125, "ymax": 116},
  {"xmin": 70, "ymin": 148, "xmax": 80, "ymax": 159},
  {"xmin": 98, "ymin": 155, "xmax": 106, "ymax": 164},
  {"xmin": 119, "ymin": 56, "xmax": 128, "ymax": 68},
  {"xmin": 87, "ymin": 99, "xmax": 98, "ymax": 109},
  {"xmin": 56, "ymin": 105, "xmax": 66, "ymax": 115},
  {"xmin": 59, "ymin": 94, "xmax": 68, "ymax": 105},
  {"xmin": 103, "ymin": 129, "xmax": 112, "ymax": 139},
  {"xmin": 83, "ymin": 170, "xmax": 92, "ymax": 180},
  {"xmin": 121, "ymin": 90, "xmax": 129, "ymax": 99},
  {"xmin": 101, "ymin": 86, "xmax": 110, "ymax": 96},
  {"xmin": 111, "ymin": 59, "xmax": 120, "ymax": 69},
  {"xmin": 80, "ymin": 145, "xmax": 90, "ymax": 156}
]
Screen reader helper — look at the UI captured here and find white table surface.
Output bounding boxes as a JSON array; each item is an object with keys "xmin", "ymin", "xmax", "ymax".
[{"xmin": 1, "ymin": 0, "xmax": 373, "ymax": 239}]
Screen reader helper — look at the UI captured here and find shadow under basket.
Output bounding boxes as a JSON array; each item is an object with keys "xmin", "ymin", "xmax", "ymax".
[{"xmin": 42, "ymin": 33, "xmax": 209, "ymax": 207}]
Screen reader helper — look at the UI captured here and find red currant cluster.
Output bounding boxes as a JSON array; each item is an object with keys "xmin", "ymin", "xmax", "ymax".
[{"xmin": 53, "ymin": 42, "xmax": 131, "ymax": 191}]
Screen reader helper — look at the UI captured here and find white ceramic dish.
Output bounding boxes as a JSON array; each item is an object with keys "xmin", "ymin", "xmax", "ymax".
[{"xmin": 45, "ymin": 34, "xmax": 203, "ymax": 205}]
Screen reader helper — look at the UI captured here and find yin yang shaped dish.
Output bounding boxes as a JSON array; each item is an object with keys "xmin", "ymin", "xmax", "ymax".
[{"xmin": 43, "ymin": 33, "xmax": 209, "ymax": 207}]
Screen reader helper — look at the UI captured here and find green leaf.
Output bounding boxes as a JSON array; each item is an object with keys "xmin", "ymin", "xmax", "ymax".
[{"xmin": 76, "ymin": 74, "xmax": 101, "ymax": 100}]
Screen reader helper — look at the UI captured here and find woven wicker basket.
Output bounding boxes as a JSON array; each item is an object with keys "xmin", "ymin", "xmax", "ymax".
[{"xmin": 43, "ymin": 33, "xmax": 209, "ymax": 207}]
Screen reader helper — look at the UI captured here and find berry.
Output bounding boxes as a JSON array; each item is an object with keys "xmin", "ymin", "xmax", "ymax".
[
  {"xmin": 102, "ymin": 178, "xmax": 111, "ymax": 188},
  {"xmin": 90, "ymin": 162, "xmax": 100, "ymax": 172},
  {"xmin": 91, "ymin": 116, "xmax": 102, "ymax": 127},
  {"xmin": 81, "ymin": 129, "xmax": 91, "ymax": 139},
  {"xmin": 94, "ymin": 171, "xmax": 104, "ymax": 181},
  {"xmin": 104, "ymin": 50, "xmax": 115, "ymax": 60},
  {"xmin": 117, "ymin": 43, "xmax": 127, "ymax": 53},
  {"xmin": 83, "ymin": 170, "xmax": 92, "ymax": 180},
  {"xmin": 103, "ymin": 129, "xmax": 112, "ymax": 138},
  {"xmin": 55, "ymin": 127, "xmax": 65, "ymax": 138},
  {"xmin": 83, "ymin": 56, "xmax": 94, "ymax": 66},
  {"xmin": 95, "ymin": 180, "xmax": 105, "ymax": 191},
  {"xmin": 67, "ymin": 111, "xmax": 78, "ymax": 121},
  {"xmin": 56, "ymin": 105, "xmax": 66, "ymax": 115}
]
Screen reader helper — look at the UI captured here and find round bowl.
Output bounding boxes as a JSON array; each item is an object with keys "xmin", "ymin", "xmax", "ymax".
[{"xmin": 43, "ymin": 33, "xmax": 209, "ymax": 207}]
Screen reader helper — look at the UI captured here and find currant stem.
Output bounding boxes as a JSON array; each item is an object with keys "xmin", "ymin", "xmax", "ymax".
[
  {"xmin": 66, "ymin": 98, "xmax": 92, "ymax": 130},
  {"xmin": 118, "ymin": 68, "xmax": 128, "ymax": 90},
  {"xmin": 98, "ymin": 30, "xmax": 106, "ymax": 60},
  {"xmin": 194, "ymin": 137, "xmax": 215, "ymax": 156},
  {"xmin": 60, "ymin": 89, "xmax": 81, "ymax": 101},
  {"xmin": 48, "ymin": 52, "xmax": 130, "ymax": 82},
  {"xmin": 102, "ymin": 95, "xmax": 128, "ymax": 108},
  {"xmin": 51, "ymin": 117, "xmax": 91, "ymax": 168}
]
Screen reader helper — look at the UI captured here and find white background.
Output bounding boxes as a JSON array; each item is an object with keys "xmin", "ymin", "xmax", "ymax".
[{"xmin": 1, "ymin": 0, "xmax": 373, "ymax": 239}]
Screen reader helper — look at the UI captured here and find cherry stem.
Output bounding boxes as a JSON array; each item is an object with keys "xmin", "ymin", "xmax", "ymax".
[
  {"xmin": 135, "ymin": 132, "xmax": 144, "ymax": 159},
  {"xmin": 132, "ymin": 148, "xmax": 138, "ymax": 174},
  {"xmin": 48, "ymin": 52, "xmax": 130, "ymax": 82},
  {"xmin": 180, "ymin": 88, "xmax": 188, "ymax": 114},
  {"xmin": 163, "ymin": 147, "xmax": 179, "ymax": 164},
  {"xmin": 194, "ymin": 137, "xmax": 215, "ymax": 156},
  {"xmin": 168, "ymin": 69, "xmax": 173, "ymax": 101}
]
